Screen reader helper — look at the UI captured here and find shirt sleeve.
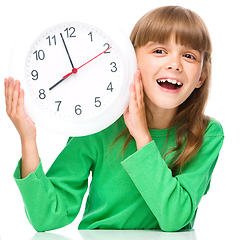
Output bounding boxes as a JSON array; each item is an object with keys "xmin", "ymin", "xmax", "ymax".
[
  {"xmin": 121, "ymin": 121, "xmax": 224, "ymax": 232},
  {"xmin": 13, "ymin": 137, "xmax": 93, "ymax": 232}
]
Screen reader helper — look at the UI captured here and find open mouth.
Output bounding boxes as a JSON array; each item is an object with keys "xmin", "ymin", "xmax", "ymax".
[{"xmin": 156, "ymin": 78, "xmax": 183, "ymax": 90}]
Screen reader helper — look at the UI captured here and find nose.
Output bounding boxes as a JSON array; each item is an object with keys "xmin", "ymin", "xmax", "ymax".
[
  {"xmin": 167, "ymin": 65, "xmax": 182, "ymax": 72},
  {"xmin": 165, "ymin": 56, "xmax": 182, "ymax": 73}
]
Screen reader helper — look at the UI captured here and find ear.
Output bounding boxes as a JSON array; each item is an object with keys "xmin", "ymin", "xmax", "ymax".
[{"xmin": 196, "ymin": 69, "xmax": 208, "ymax": 88}]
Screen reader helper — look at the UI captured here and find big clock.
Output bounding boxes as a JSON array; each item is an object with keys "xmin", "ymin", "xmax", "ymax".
[{"xmin": 10, "ymin": 20, "xmax": 137, "ymax": 136}]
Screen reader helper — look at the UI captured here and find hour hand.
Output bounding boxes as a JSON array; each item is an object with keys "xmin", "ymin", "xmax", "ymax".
[
  {"xmin": 49, "ymin": 68, "xmax": 77, "ymax": 91},
  {"xmin": 49, "ymin": 47, "xmax": 111, "ymax": 91}
]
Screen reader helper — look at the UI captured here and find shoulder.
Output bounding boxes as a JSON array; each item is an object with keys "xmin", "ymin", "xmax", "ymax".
[{"xmin": 204, "ymin": 117, "xmax": 224, "ymax": 138}]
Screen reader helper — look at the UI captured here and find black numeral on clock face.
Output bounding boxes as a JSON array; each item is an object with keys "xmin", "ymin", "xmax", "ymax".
[
  {"xmin": 110, "ymin": 62, "xmax": 117, "ymax": 72},
  {"xmin": 55, "ymin": 101, "xmax": 62, "ymax": 111},
  {"xmin": 107, "ymin": 82, "xmax": 113, "ymax": 92},
  {"xmin": 46, "ymin": 35, "xmax": 57, "ymax": 46},
  {"xmin": 103, "ymin": 43, "xmax": 111, "ymax": 54},
  {"xmin": 33, "ymin": 50, "xmax": 45, "ymax": 61},
  {"xmin": 95, "ymin": 97, "xmax": 101, "ymax": 107},
  {"xmin": 39, "ymin": 89, "xmax": 46, "ymax": 99},
  {"xmin": 64, "ymin": 27, "xmax": 76, "ymax": 38},
  {"xmin": 88, "ymin": 31, "xmax": 93, "ymax": 42},
  {"xmin": 75, "ymin": 105, "xmax": 82, "ymax": 115},
  {"xmin": 31, "ymin": 70, "xmax": 38, "ymax": 80}
]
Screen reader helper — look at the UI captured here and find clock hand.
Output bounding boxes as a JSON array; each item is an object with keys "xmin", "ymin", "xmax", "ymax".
[
  {"xmin": 49, "ymin": 47, "xmax": 112, "ymax": 91},
  {"xmin": 76, "ymin": 46, "xmax": 112, "ymax": 70},
  {"xmin": 49, "ymin": 68, "xmax": 78, "ymax": 91},
  {"xmin": 60, "ymin": 33, "xmax": 75, "ymax": 69}
]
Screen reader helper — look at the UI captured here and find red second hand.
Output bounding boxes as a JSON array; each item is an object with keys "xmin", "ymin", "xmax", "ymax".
[
  {"xmin": 66, "ymin": 47, "xmax": 111, "ymax": 79},
  {"xmin": 77, "ymin": 46, "xmax": 112, "ymax": 70},
  {"xmin": 62, "ymin": 46, "xmax": 112, "ymax": 79},
  {"xmin": 63, "ymin": 68, "xmax": 78, "ymax": 79},
  {"xmin": 50, "ymin": 47, "xmax": 113, "ymax": 91}
]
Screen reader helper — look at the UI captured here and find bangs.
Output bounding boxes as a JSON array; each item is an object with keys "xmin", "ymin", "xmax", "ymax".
[{"xmin": 130, "ymin": 6, "xmax": 212, "ymax": 53}]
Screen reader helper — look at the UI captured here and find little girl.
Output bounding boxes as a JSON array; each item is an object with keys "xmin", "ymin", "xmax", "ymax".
[{"xmin": 4, "ymin": 6, "xmax": 224, "ymax": 232}]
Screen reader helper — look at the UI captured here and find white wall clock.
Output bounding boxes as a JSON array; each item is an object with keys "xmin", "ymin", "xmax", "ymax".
[{"xmin": 10, "ymin": 18, "xmax": 137, "ymax": 136}]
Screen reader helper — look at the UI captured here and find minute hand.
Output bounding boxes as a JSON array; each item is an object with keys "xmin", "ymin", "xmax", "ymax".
[
  {"xmin": 60, "ymin": 33, "xmax": 75, "ymax": 69},
  {"xmin": 49, "ymin": 47, "xmax": 112, "ymax": 91}
]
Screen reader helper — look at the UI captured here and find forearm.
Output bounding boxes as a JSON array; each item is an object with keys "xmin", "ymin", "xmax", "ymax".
[
  {"xmin": 4, "ymin": 77, "xmax": 39, "ymax": 178},
  {"xmin": 122, "ymin": 141, "xmax": 196, "ymax": 231},
  {"xmin": 14, "ymin": 136, "xmax": 91, "ymax": 232},
  {"xmin": 14, "ymin": 160, "xmax": 76, "ymax": 232},
  {"xmin": 21, "ymin": 137, "xmax": 40, "ymax": 179}
]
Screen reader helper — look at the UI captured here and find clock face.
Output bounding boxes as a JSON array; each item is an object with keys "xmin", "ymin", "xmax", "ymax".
[
  {"xmin": 10, "ymin": 20, "xmax": 136, "ymax": 136},
  {"xmin": 26, "ymin": 22, "xmax": 124, "ymax": 121}
]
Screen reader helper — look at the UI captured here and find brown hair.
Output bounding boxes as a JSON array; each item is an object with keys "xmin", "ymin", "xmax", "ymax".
[{"xmin": 118, "ymin": 6, "xmax": 212, "ymax": 175}]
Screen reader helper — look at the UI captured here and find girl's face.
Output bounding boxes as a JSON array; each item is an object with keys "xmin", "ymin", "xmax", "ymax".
[{"xmin": 136, "ymin": 35, "xmax": 207, "ymax": 113}]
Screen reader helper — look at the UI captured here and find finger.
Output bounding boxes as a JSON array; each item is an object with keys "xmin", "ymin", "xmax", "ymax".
[
  {"xmin": 4, "ymin": 78, "xmax": 8, "ymax": 97},
  {"xmin": 11, "ymin": 80, "xmax": 20, "ymax": 116},
  {"xmin": 129, "ymin": 82, "xmax": 137, "ymax": 107},
  {"xmin": 139, "ymin": 72, "xmax": 144, "ymax": 99},
  {"xmin": 6, "ymin": 77, "xmax": 14, "ymax": 116},
  {"xmin": 17, "ymin": 87, "xmax": 25, "ymax": 114},
  {"xmin": 134, "ymin": 70, "xmax": 144, "ymax": 106}
]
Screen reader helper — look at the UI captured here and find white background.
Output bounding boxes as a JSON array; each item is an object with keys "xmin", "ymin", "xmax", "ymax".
[{"xmin": 0, "ymin": 0, "xmax": 242, "ymax": 239}]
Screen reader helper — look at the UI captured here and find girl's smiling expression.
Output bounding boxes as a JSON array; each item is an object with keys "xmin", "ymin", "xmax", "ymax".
[{"xmin": 136, "ymin": 35, "xmax": 207, "ymax": 115}]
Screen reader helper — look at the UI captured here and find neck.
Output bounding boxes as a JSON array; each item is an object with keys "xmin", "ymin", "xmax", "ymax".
[{"xmin": 145, "ymin": 99, "xmax": 178, "ymax": 130}]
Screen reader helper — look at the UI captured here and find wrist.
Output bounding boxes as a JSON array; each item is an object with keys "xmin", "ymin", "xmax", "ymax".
[
  {"xmin": 135, "ymin": 133, "xmax": 152, "ymax": 150},
  {"xmin": 20, "ymin": 135, "xmax": 37, "ymax": 146}
]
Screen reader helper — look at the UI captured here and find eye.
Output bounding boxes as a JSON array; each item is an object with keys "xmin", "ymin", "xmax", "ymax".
[
  {"xmin": 154, "ymin": 49, "xmax": 166, "ymax": 54},
  {"xmin": 183, "ymin": 53, "xmax": 196, "ymax": 60}
]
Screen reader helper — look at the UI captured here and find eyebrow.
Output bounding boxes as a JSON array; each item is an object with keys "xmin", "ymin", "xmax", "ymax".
[
  {"xmin": 146, "ymin": 42, "xmax": 166, "ymax": 47},
  {"xmin": 146, "ymin": 41, "xmax": 201, "ymax": 53}
]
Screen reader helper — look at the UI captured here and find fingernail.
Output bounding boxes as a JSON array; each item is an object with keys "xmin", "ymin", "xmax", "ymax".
[{"xmin": 137, "ymin": 70, "xmax": 141, "ymax": 78}]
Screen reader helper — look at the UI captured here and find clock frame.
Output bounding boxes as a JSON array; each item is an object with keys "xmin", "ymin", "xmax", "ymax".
[{"xmin": 9, "ymin": 18, "xmax": 137, "ymax": 136}]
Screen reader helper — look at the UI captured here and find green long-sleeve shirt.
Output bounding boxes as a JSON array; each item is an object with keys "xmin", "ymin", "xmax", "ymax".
[{"xmin": 14, "ymin": 116, "xmax": 224, "ymax": 232}]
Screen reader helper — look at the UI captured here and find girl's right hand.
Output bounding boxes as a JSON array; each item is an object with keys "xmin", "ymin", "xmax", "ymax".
[{"xmin": 4, "ymin": 77, "xmax": 37, "ymax": 142}]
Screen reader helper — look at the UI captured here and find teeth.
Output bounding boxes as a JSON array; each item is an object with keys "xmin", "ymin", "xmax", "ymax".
[
  {"xmin": 157, "ymin": 79, "xmax": 182, "ymax": 86},
  {"xmin": 172, "ymin": 80, "xmax": 177, "ymax": 84}
]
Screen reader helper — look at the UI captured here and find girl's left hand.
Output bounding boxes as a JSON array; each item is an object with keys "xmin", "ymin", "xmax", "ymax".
[{"xmin": 123, "ymin": 70, "xmax": 152, "ymax": 150}]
